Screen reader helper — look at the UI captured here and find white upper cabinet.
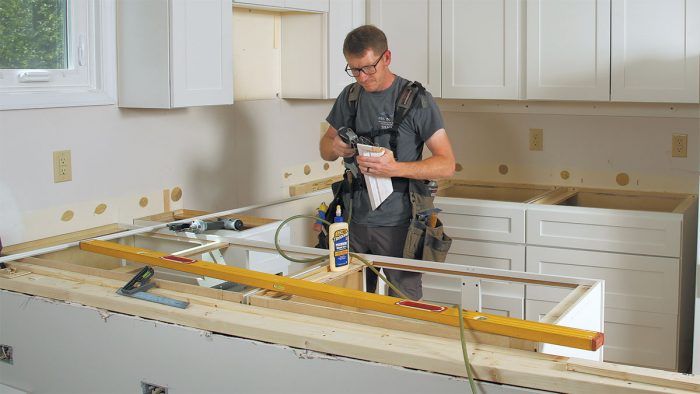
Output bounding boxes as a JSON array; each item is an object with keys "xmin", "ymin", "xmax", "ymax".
[
  {"xmin": 284, "ymin": 0, "xmax": 329, "ymax": 12},
  {"xmin": 368, "ymin": 0, "xmax": 442, "ymax": 96},
  {"xmin": 328, "ymin": 0, "xmax": 366, "ymax": 98},
  {"xmin": 442, "ymin": 0, "xmax": 520, "ymax": 99},
  {"xmin": 611, "ymin": 0, "xmax": 700, "ymax": 103},
  {"xmin": 118, "ymin": 0, "xmax": 233, "ymax": 108},
  {"xmin": 526, "ymin": 0, "xmax": 610, "ymax": 101},
  {"xmin": 233, "ymin": 0, "xmax": 328, "ymax": 12}
]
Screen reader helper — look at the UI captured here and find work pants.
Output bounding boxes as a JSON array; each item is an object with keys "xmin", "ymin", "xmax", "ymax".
[{"xmin": 349, "ymin": 223, "xmax": 422, "ymax": 301}]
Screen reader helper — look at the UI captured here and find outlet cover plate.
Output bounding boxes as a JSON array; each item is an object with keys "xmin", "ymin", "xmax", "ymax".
[
  {"xmin": 53, "ymin": 150, "xmax": 72, "ymax": 183},
  {"xmin": 529, "ymin": 128, "xmax": 543, "ymax": 151},
  {"xmin": 672, "ymin": 133, "xmax": 687, "ymax": 158}
]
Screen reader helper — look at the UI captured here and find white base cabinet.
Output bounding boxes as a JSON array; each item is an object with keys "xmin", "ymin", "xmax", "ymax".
[
  {"xmin": 526, "ymin": 246, "xmax": 681, "ymax": 370},
  {"xmin": 423, "ymin": 183, "xmax": 696, "ymax": 371},
  {"xmin": 526, "ymin": 194, "xmax": 697, "ymax": 372}
]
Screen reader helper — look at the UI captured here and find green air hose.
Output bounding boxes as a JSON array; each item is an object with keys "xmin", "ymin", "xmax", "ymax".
[{"xmin": 273, "ymin": 214, "xmax": 478, "ymax": 393}]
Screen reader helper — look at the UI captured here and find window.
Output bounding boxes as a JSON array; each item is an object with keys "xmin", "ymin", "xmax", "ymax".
[{"xmin": 0, "ymin": 0, "xmax": 115, "ymax": 110}]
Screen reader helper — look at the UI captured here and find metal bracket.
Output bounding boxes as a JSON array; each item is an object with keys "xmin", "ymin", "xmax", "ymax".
[
  {"xmin": 141, "ymin": 381, "xmax": 168, "ymax": 394},
  {"xmin": 460, "ymin": 277, "xmax": 482, "ymax": 312},
  {"xmin": 0, "ymin": 344, "xmax": 13, "ymax": 364}
]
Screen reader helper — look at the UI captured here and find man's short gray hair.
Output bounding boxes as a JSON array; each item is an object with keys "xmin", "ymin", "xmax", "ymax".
[{"xmin": 343, "ymin": 25, "xmax": 388, "ymax": 57}]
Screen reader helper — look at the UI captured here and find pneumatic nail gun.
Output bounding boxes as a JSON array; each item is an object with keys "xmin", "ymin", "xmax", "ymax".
[{"xmin": 337, "ymin": 127, "xmax": 374, "ymax": 179}]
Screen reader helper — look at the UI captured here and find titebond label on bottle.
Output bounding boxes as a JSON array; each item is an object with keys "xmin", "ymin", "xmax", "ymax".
[{"xmin": 332, "ymin": 228, "xmax": 349, "ymax": 267}]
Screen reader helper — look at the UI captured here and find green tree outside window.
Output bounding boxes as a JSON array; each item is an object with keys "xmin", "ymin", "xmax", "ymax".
[{"xmin": 0, "ymin": 0, "xmax": 68, "ymax": 69}]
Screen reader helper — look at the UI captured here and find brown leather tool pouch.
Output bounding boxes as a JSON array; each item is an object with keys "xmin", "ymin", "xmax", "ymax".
[{"xmin": 403, "ymin": 180, "xmax": 452, "ymax": 262}]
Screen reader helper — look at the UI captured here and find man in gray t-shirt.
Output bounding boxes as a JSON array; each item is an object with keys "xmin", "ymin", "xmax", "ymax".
[{"xmin": 320, "ymin": 25, "xmax": 455, "ymax": 300}]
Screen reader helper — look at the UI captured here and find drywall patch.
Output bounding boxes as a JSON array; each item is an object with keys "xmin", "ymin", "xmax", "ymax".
[
  {"xmin": 94, "ymin": 204, "xmax": 107, "ymax": 215},
  {"xmin": 616, "ymin": 173, "xmax": 630, "ymax": 186},
  {"xmin": 61, "ymin": 210, "xmax": 74, "ymax": 222},
  {"xmin": 171, "ymin": 187, "xmax": 183, "ymax": 202}
]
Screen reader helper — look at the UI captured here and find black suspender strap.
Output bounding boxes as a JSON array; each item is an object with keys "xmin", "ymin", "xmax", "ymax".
[{"xmin": 345, "ymin": 80, "xmax": 426, "ymax": 195}]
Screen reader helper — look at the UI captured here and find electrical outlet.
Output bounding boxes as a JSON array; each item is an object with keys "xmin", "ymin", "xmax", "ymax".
[
  {"xmin": 672, "ymin": 133, "xmax": 687, "ymax": 158},
  {"xmin": 53, "ymin": 150, "xmax": 72, "ymax": 183},
  {"xmin": 529, "ymin": 128, "xmax": 543, "ymax": 151}
]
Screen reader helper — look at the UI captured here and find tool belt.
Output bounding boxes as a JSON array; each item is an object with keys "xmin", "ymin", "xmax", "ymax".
[
  {"xmin": 402, "ymin": 179, "xmax": 452, "ymax": 263},
  {"xmin": 315, "ymin": 175, "xmax": 452, "ymax": 264}
]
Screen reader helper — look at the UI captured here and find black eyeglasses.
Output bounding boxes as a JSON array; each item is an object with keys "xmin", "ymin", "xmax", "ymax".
[{"xmin": 344, "ymin": 50, "xmax": 387, "ymax": 77}]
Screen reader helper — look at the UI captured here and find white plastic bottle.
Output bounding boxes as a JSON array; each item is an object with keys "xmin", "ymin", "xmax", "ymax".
[{"xmin": 328, "ymin": 206, "xmax": 349, "ymax": 272}]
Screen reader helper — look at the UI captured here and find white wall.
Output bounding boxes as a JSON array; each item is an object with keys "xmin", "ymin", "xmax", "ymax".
[
  {"xmin": 442, "ymin": 102, "xmax": 700, "ymax": 194},
  {"xmin": 1, "ymin": 98, "xmax": 698, "ymax": 247},
  {"xmin": 0, "ymin": 100, "xmax": 334, "ymax": 246}
]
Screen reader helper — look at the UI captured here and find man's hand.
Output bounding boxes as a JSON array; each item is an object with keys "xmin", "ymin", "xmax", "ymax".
[
  {"xmin": 332, "ymin": 135, "xmax": 355, "ymax": 158},
  {"xmin": 321, "ymin": 126, "xmax": 355, "ymax": 161},
  {"xmin": 357, "ymin": 148, "xmax": 397, "ymax": 178}
]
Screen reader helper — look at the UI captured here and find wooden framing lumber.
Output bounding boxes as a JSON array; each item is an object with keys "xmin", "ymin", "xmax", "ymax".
[
  {"xmin": 288, "ymin": 174, "xmax": 342, "ymax": 196},
  {"xmin": 79, "ymin": 239, "xmax": 604, "ymax": 351},
  {"xmin": 0, "ymin": 264, "xmax": 696, "ymax": 393}
]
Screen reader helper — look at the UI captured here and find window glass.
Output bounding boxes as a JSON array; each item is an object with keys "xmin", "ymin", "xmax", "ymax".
[{"xmin": 0, "ymin": 0, "xmax": 68, "ymax": 70}]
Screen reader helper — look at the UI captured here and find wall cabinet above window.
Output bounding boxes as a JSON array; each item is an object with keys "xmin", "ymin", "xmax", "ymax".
[{"xmin": 117, "ymin": 0, "xmax": 233, "ymax": 108}]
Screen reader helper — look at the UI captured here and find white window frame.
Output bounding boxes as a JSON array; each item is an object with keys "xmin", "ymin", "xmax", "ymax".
[{"xmin": 0, "ymin": 0, "xmax": 116, "ymax": 110}]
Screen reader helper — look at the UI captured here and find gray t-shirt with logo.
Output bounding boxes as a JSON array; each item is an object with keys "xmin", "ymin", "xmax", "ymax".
[{"xmin": 326, "ymin": 76, "xmax": 445, "ymax": 226}]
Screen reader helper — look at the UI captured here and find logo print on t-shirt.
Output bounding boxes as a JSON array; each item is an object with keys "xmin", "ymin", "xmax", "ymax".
[{"xmin": 377, "ymin": 112, "xmax": 393, "ymax": 130}]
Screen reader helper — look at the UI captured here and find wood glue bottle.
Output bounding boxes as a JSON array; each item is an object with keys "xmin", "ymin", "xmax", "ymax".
[{"xmin": 328, "ymin": 206, "xmax": 349, "ymax": 272}]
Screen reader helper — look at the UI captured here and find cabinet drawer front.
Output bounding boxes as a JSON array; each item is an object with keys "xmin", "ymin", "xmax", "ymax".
[
  {"xmin": 527, "ymin": 206, "xmax": 682, "ymax": 256},
  {"xmin": 526, "ymin": 246, "xmax": 679, "ymax": 314},
  {"xmin": 424, "ymin": 240, "xmax": 525, "ymax": 289},
  {"xmin": 422, "ymin": 283, "xmax": 524, "ymax": 319},
  {"xmin": 525, "ymin": 301, "xmax": 677, "ymax": 370},
  {"xmin": 603, "ymin": 307, "xmax": 678, "ymax": 370},
  {"xmin": 435, "ymin": 198, "xmax": 525, "ymax": 243}
]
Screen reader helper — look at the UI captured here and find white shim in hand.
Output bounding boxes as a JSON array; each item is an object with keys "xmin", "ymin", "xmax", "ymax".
[{"xmin": 357, "ymin": 143, "xmax": 394, "ymax": 210}]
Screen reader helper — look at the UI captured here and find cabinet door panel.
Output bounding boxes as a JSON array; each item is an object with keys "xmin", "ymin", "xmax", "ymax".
[
  {"xmin": 171, "ymin": 0, "xmax": 233, "ymax": 107},
  {"xmin": 526, "ymin": 0, "xmax": 610, "ymax": 100},
  {"xmin": 368, "ymin": 0, "xmax": 441, "ymax": 95},
  {"xmin": 611, "ymin": 0, "xmax": 700, "ymax": 103},
  {"xmin": 442, "ymin": 0, "xmax": 519, "ymax": 99},
  {"xmin": 328, "ymin": 0, "xmax": 365, "ymax": 98}
]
